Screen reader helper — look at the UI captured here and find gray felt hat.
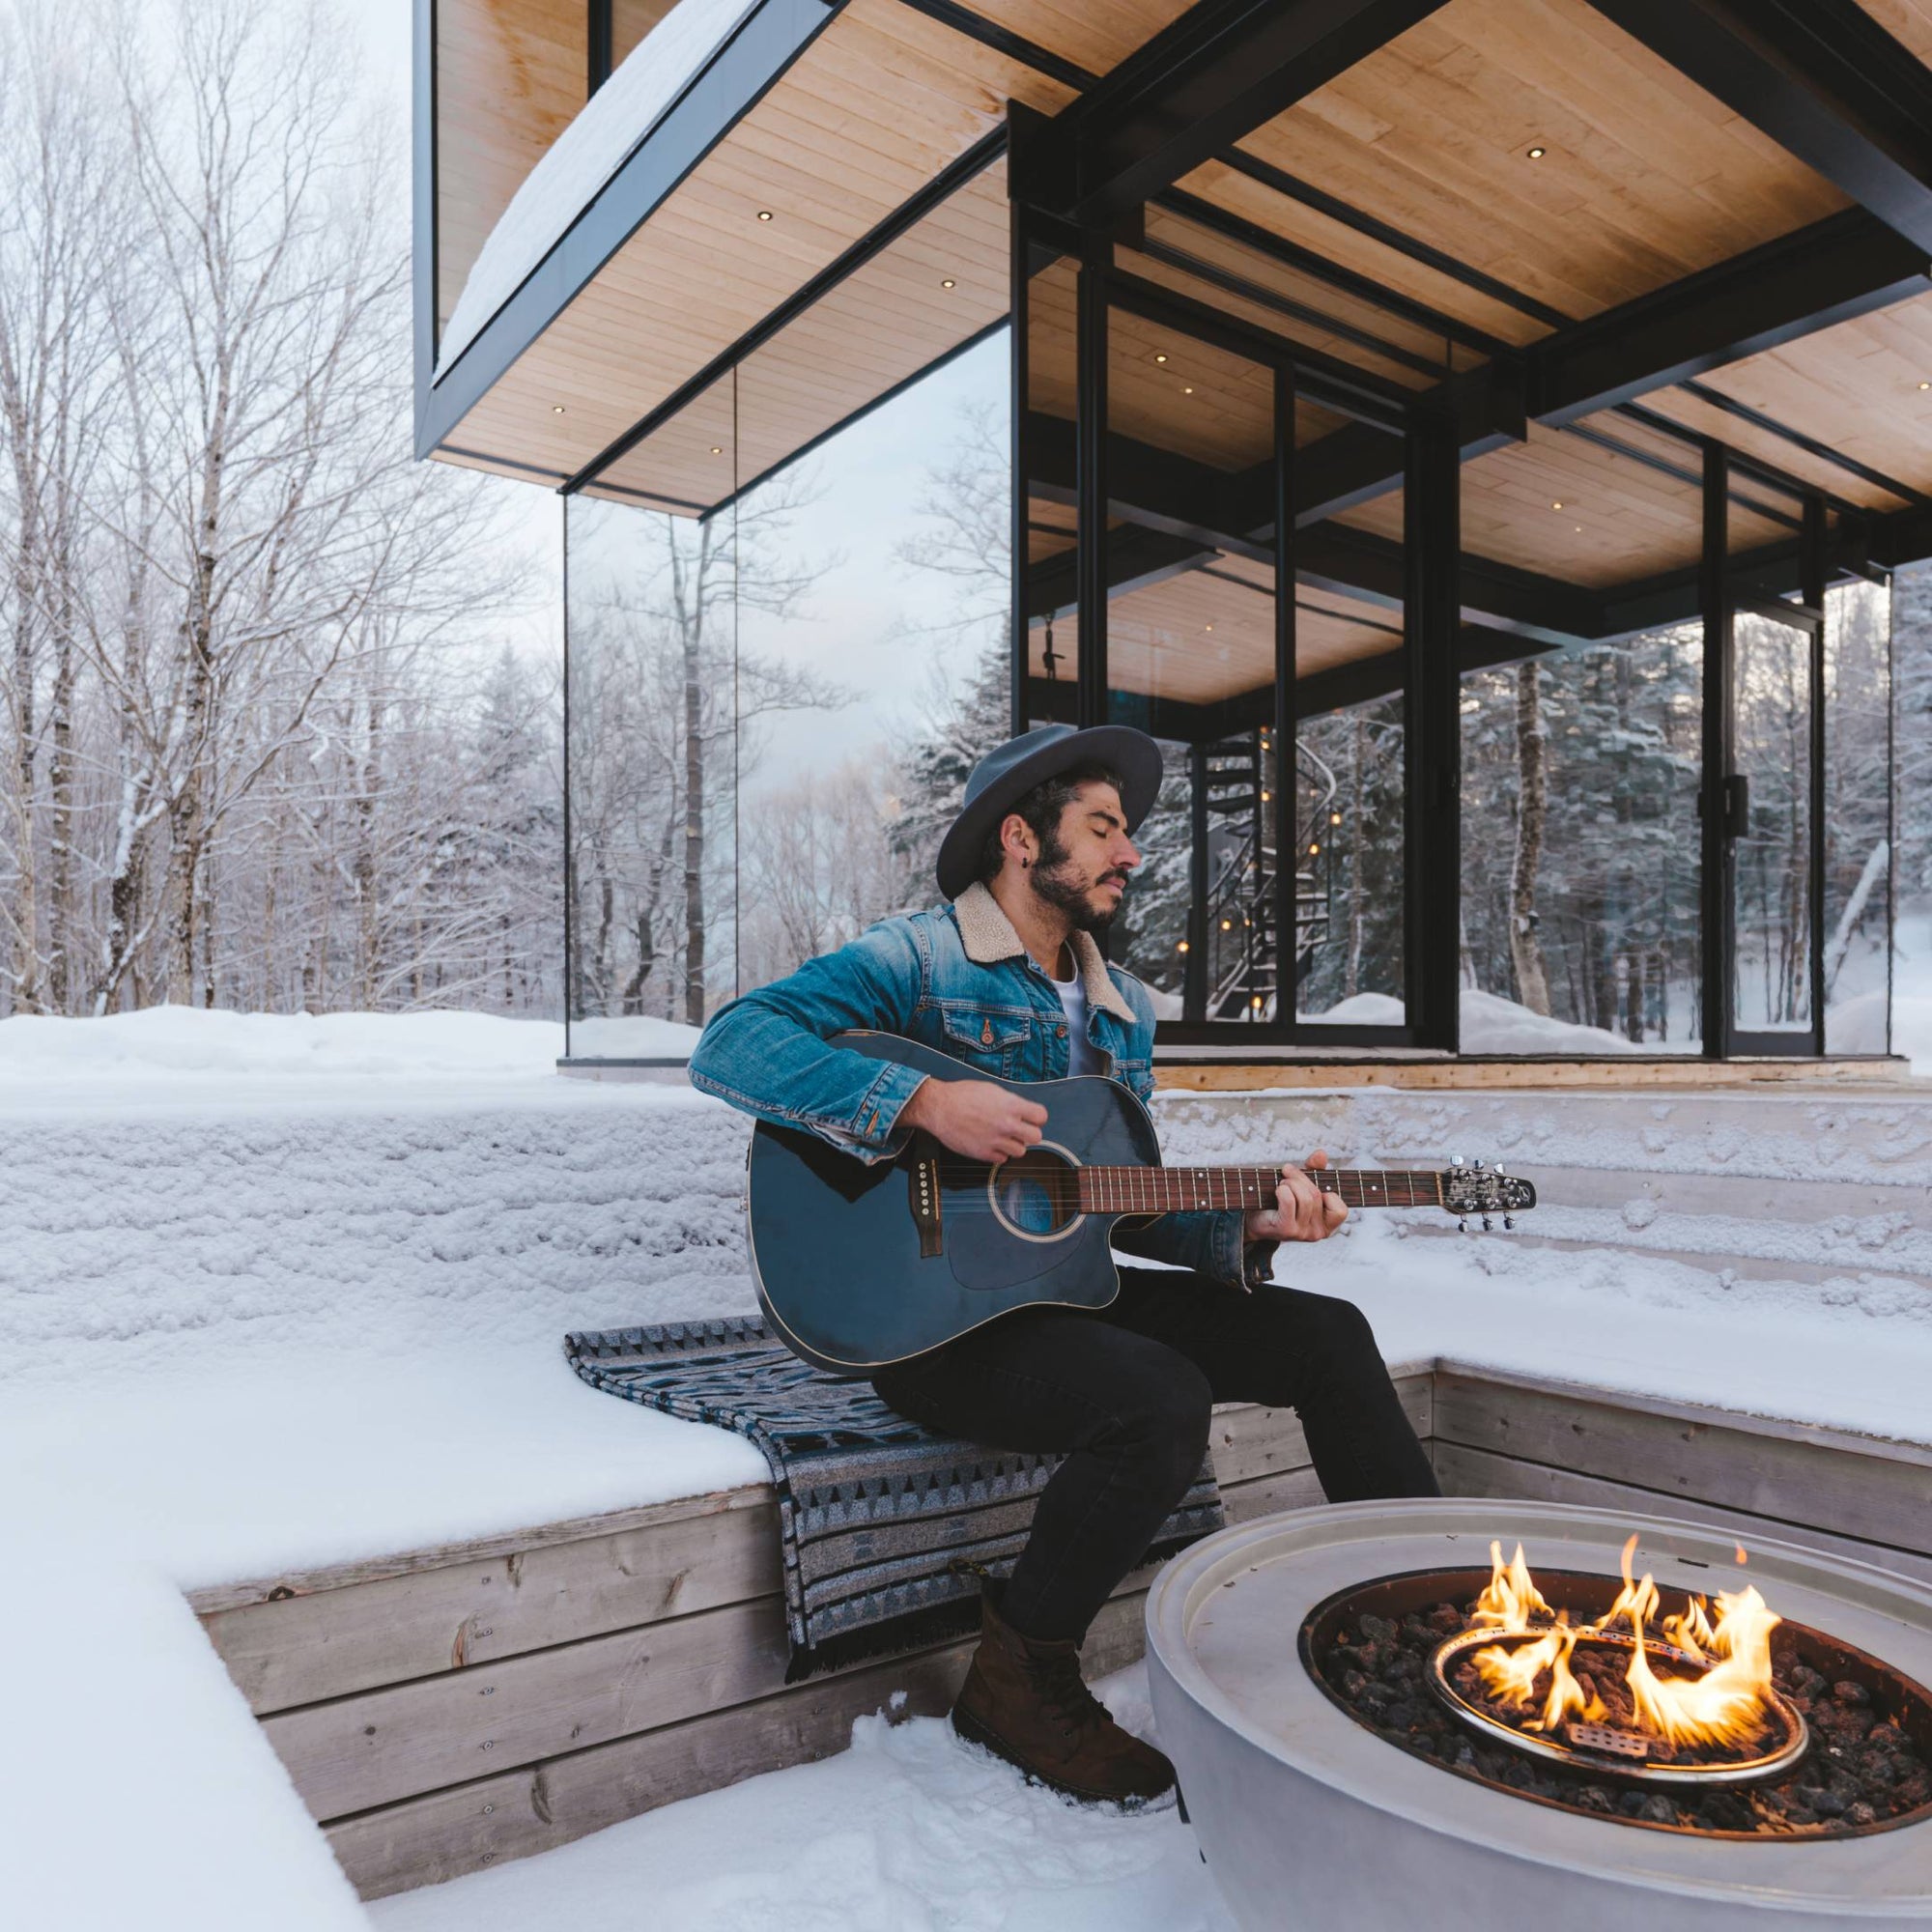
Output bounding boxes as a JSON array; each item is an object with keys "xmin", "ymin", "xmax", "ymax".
[{"xmin": 935, "ymin": 723, "xmax": 1164, "ymax": 902}]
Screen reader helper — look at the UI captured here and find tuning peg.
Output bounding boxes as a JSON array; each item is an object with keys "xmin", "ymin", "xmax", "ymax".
[
  {"xmin": 1450, "ymin": 1155, "xmax": 1464, "ymax": 1169},
  {"xmin": 1503, "ymin": 1215, "xmax": 1517, "ymax": 1233},
  {"xmin": 1457, "ymin": 1215, "xmax": 1469, "ymax": 1234},
  {"xmin": 1481, "ymin": 1214, "xmax": 1493, "ymax": 1233}
]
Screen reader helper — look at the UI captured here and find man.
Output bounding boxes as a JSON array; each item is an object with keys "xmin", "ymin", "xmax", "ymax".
[{"xmin": 691, "ymin": 723, "xmax": 1437, "ymax": 1808}]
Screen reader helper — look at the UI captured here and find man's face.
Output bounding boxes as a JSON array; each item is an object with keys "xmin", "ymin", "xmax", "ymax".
[{"xmin": 1028, "ymin": 781, "xmax": 1141, "ymax": 930}]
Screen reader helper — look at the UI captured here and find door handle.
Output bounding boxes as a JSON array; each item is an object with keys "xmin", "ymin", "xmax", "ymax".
[{"xmin": 1723, "ymin": 772, "xmax": 1750, "ymax": 840}]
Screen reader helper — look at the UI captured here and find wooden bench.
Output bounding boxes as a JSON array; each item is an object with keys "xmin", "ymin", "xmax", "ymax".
[{"xmin": 189, "ymin": 1368, "xmax": 1930, "ymax": 1901}]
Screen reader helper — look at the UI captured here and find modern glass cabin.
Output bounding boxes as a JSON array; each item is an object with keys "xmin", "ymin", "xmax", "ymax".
[{"xmin": 413, "ymin": 0, "xmax": 1929, "ymax": 1067}]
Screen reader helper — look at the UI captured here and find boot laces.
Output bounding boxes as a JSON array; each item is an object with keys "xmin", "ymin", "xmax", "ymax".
[{"xmin": 1031, "ymin": 1648, "xmax": 1107, "ymax": 1741}]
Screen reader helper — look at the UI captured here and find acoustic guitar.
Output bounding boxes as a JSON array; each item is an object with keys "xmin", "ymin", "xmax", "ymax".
[{"xmin": 745, "ymin": 1031, "xmax": 1536, "ymax": 1375}]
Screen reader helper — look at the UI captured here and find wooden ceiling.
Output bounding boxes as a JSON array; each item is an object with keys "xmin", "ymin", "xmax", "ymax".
[
  {"xmin": 429, "ymin": 0, "xmax": 1932, "ymax": 652},
  {"xmin": 585, "ymin": 158, "xmax": 1011, "ymax": 512}
]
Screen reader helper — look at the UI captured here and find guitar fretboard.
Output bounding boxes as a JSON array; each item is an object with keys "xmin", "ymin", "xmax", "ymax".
[{"xmin": 1075, "ymin": 1166, "xmax": 1444, "ymax": 1214}]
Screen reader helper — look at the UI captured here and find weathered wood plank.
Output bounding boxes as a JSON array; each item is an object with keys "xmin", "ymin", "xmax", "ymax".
[
  {"xmin": 268, "ymin": 1594, "xmax": 796, "ymax": 1821},
  {"xmin": 1433, "ymin": 1371, "xmax": 1932, "ymax": 1550},
  {"xmin": 209, "ymin": 1395, "xmax": 1358, "ymax": 1715},
  {"xmin": 1435, "ymin": 1441, "xmax": 1932, "ymax": 1587},
  {"xmin": 270, "ymin": 1457, "xmax": 1324, "ymax": 1825},
  {"xmin": 1212, "ymin": 1375, "xmax": 1430, "ymax": 1487},
  {"xmin": 205, "ymin": 1501, "xmax": 782, "ymax": 1716},
  {"xmin": 1436, "ymin": 1363, "xmax": 1932, "ymax": 1464},
  {"xmin": 187, "ymin": 1483, "xmax": 772, "ymax": 1616},
  {"xmin": 326, "ymin": 1590, "xmax": 1150, "ymax": 1901}
]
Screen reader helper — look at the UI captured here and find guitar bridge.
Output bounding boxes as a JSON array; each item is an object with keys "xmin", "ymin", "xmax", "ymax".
[{"xmin": 908, "ymin": 1155, "xmax": 944, "ymax": 1258}]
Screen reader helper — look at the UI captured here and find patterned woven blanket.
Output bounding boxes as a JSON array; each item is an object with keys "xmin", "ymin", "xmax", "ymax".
[{"xmin": 563, "ymin": 1316, "xmax": 1224, "ymax": 1681}]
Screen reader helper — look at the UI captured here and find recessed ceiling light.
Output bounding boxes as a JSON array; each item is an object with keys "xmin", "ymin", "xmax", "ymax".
[
  {"xmin": 756, "ymin": 209, "xmax": 773, "ymax": 221},
  {"xmin": 1204, "ymin": 623, "xmax": 1213, "ymax": 633},
  {"xmin": 552, "ymin": 405, "xmax": 566, "ymax": 414},
  {"xmin": 1154, "ymin": 353, "xmax": 1168, "ymax": 364},
  {"xmin": 940, "ymin": 277, "xmax": 954, "ymax": 289},
  {"xmin": 710, "ymin": 445, "xmax": 723, "ymax": 455},
  {"xmin": 1920, "ymin": 381, "xmax": 1930, "ymax": 391},
  {"xmin": 1183, "ymin": 385, "xmax": 1195, "ymax": 394},
  {"xmin": 1551, "ymin": 500, "xmax": 1563, "ymax": 509},
  {"xmin": 1526, "ymin": 145, "xmax": 1547, "ymax": 159},
  {"xmin": 1575, "ymin": 525, "xmax": 1583, "ymax": 532}
]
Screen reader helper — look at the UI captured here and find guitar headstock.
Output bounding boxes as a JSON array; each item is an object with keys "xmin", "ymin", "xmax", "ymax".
[{"xmin": 1441, "ymin": 1157, "xmax": 1537, "ymax": 1232}]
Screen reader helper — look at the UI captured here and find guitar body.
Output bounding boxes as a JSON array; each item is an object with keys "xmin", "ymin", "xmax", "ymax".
[{"xmin": 746, "ymin": 1031, "xmax": 1161, "ymax": 1375}]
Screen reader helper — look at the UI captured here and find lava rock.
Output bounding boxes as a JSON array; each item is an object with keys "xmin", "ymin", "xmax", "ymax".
[
  {"xmin": 1845, "ymin": 1801, "xmax": 1877, "ymax": 1827},
  {"xmin": 1699, "ymin": 1791, "xmax": 1754, "ymax": 1831},
  {"xmin": 1576, "ymin": 1786, "xmax": 1616, "ymax": 1814},
  {"xmin": 1359, "ymin": 1614, "xmax": 1397, "ymax": 1644},
  {"xmin": 1384, "ymin": 1700, "xmax": 1416, "ymax": 1730},
  {"xmin": 1833, "ymin": 1681, "xmax": 1871, "ymax": 1706},
  {"xmin": 1637, "ymin": 1795, "xmax": 1678, "ymax": 1826},
  {"xmin": 1790, "ymin": 1665, "xmax": 1828, "ymax": 1697},
  {"xmin": 1802, "ymin": 1786, "xmax": 1848, "ymax": 1819}
]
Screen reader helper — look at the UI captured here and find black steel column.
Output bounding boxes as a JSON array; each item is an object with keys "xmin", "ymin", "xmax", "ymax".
[
  {"xmin": 1273, "ymin": 367, "xmax": 1298, "ymax": 1030},
  {"xmin": 589, "ymin": 0, "xmax": 613, "ymax": 93},
  {"xmin": 1804, "ymin": 493, "xmax": 1828, "ymax": 1053},
  {"xmin": 1186, "ymin": 743, "xmax": 1208, "ymax": 1021},
  {"xmin": 1074, "ymin": 245, "xmax": 1110, "ymax": 729},
  {"xmin": 412, "ymin": 0, "xmax": 440, "ymax": 456},
  {"xmin": 1009, "ymin": 195, "xmax": 1031, "ymax": 733},
  {"xmin": 1403, "ymin": 410, "xmax": 1461, "ymax": 1051},
  {"xmin": 1699, "ymin": 444, "xmax": 1733, "ymax": 1058}
]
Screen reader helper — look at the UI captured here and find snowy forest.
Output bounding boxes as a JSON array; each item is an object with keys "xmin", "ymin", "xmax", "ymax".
[
  {"xmin": 0, "ymin": 0, "xmax": 559, "ymax": 1022},
  {"xmin": 6, "ymin": 3, "xmax": 1927, "ymax": 1042}
]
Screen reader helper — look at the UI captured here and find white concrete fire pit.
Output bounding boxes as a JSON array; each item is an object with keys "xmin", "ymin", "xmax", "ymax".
[{"xmin": 1145, "ymin": 1499, "xmax": 1932, "ymax": 1931}]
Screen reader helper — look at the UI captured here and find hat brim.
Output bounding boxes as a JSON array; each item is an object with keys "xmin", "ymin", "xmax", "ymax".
[{"xmin": 935, "ymin": 724, "xmax": 1165, "ymax": 902}]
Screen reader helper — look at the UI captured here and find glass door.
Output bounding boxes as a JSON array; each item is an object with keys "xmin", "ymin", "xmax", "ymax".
[{"xmin": 1726, "ymin": 598, "xmax": 1821, "ymax": 1052}]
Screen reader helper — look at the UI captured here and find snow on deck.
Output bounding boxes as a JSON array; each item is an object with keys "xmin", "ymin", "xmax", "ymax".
[{"xmin": 3, "ymin": 1007, "xmax": 1928, "ymax": 1926}]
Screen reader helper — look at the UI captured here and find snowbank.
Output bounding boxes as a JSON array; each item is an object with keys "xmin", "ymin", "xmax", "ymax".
[
  {"xmin": 0, "ymin": 1005, "xmax": 570, "ymax": 1106},
  {"xmin": 1298, "ymin": 988, "xmax": 1655, "ymax": 1052},
  {"xmin": 2, "ymin": 1543, "xmax": 369, "ymax": 1932},
  {"xmin": 437, "ymin": 0, "xmax": 761, "ymax": 375},
  {"xmin": 568, "ymin": 1013, "xmax": 702, "ymax": 1059}
]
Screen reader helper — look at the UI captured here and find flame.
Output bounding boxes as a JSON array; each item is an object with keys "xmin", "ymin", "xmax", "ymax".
[{"xmin": 1464, "ymin": 1534, "xmax": 1782, "ymax": 1753}]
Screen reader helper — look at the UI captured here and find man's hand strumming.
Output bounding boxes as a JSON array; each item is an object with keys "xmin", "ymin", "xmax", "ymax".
[{"xmin": 900, "ymin": 1077, "xmax": 1048, "ymax": 1164}]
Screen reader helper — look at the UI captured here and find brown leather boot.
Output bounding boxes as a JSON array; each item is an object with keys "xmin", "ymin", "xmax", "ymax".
[{"xmin": 951, "ymin": 1590, "xmax": 1177, "ymax": 1808}]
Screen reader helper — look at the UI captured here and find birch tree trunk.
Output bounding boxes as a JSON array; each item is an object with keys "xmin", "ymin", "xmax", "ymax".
[{"xmin": 1508, "ymin": 657, "xmax": 1552, "ymax": 1015}]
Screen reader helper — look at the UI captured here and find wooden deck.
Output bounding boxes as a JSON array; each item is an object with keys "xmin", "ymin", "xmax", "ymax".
[{"xmin": 188, "ymin": 1367, "xmax": 1932, "ymax": 1902}]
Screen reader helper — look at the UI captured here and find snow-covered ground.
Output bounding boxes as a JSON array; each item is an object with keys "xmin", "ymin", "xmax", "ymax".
[
  {"xmin": 3, "ymin": 1006, "xmax": 1929, "ymax": 1928},
  {"xmin": 369, "ymin": 1661, "xmax": 1228, "ymax": 1932}
]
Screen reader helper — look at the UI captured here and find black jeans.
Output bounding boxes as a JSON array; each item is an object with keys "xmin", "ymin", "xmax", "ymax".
[{"xmin": 872, "ymin": 1268, "xmax": 1438, "ymax": 1643}]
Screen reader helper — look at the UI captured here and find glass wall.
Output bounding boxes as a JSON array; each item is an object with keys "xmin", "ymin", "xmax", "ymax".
[
  {"xmin": 1823, "ymin": 577, "xmax": 1893, "ymax": 1053},
  {"xmin": 1460, "ymin": 631, "xmax": 1705, "ymax": 1053},
  {"xmin": 565, "ymin": 334, "xmax": 1011, "ymax": 1055}
]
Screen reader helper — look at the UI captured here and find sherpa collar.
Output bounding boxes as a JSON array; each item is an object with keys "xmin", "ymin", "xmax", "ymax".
[{"xmin": 952, "ymin": 882, "xmax": 1137, "ymax": 1025}]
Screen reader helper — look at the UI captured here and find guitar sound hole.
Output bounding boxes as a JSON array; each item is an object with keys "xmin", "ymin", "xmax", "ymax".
[{"xmin": 989, "ymin": 1148, "xmax": 1081, "ymax": 1240}]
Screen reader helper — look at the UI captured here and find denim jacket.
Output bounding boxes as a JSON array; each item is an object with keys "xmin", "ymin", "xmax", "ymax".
[{"xmin": 690, "ymin": 882, "xmax": 1274, "ymax": 1289}]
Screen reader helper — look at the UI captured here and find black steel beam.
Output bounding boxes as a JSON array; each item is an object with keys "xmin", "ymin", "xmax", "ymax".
[
  {"xmin": 1699, "ymin": 442, "xmax": 1733, "ymax": 1058},
  {"xmin": 412, "ymin": 0, "xmax": 440, "ymax": 457},
  {"xmin": 1404, "ymin": 411, "xmax": 1462, "ymax": 1050},
  {"xmin": 1075, "ymin": 248, "xmax": 1110, "ymax": 727},
  {"xmin": 1528, "ymin": 209, "xmax": 1929, "ymax": 422},
  {"xmin": 589, "ymin": 0, "xmax": 613, "ymax": 92},
  {"xmin": 1019, "ymin": 0, "xmax": 1449, "ymax": 230},
  {"xmin": 1591, "ymin": 0, "xmax": 1932, "ymax": 255}
]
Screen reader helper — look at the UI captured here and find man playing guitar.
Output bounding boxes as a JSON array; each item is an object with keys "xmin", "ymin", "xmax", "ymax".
[{"xmin": 691, "ymin": 724, "xmax": 1438, "ymax": 1808}]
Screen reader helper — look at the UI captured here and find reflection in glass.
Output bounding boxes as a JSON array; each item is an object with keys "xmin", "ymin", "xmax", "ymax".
[
  {"xmin": 1732, "ymin": 608, "xmax": 1813, "ymax": 1034},
  {"xmin": 1460, "ymin": 629, "xmax": 1703, "ymax": 1051},
  {"xmin": 1824, "ymin": 579, "xmax": 1892, "ymax": 1052}
]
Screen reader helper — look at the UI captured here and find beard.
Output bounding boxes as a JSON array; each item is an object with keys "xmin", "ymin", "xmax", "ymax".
[{"xmin": 1027, "ymin": 827, "xmax": 1128, "ymax": 931}]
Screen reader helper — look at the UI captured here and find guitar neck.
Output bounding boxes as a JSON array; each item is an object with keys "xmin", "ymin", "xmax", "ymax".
[{"xmin": 1075, "ymin": 1166, "xmax": 1444, "ymax": 1214}]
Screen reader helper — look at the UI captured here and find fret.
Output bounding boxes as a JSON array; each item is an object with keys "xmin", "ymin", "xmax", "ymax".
[{"xmin": 1079, "ymin": 1164, "xmax": 1459, "ymax": 1216}]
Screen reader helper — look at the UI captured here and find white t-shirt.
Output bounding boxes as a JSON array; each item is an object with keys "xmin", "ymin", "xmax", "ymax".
[{"xmin": 1050, "ymin": 958, "xmax": 1104, "ymax": 1077}]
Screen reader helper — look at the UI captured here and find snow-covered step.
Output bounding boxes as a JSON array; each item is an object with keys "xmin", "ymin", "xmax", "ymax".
[{"xmin": 1152, "ymin": 1086, "xmax": 1932, "ymax": 1294}]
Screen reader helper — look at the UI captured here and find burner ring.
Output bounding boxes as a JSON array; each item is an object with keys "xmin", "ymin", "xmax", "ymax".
[{"xmin": 1428, "ymin": 1624, "xmax": 1811, "ymax": 1788}]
